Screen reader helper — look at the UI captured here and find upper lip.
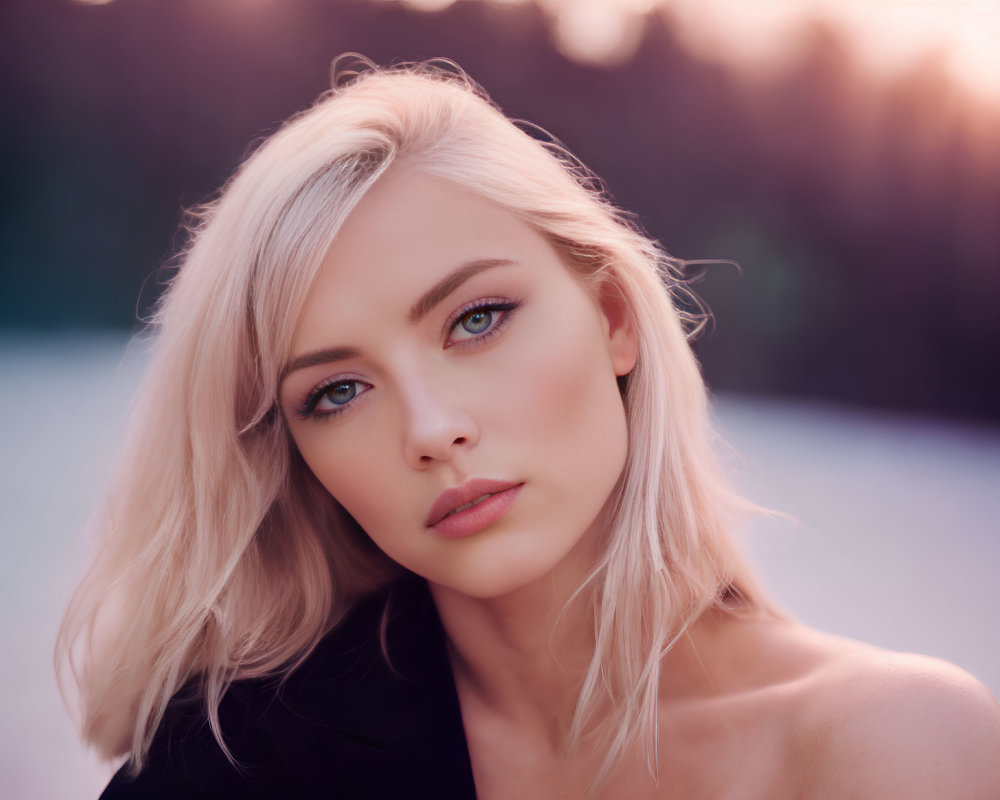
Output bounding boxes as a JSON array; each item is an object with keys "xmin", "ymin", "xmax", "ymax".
[{"xmin": 424, "ymin": 478, "xmax": 522, "ymax": 527}]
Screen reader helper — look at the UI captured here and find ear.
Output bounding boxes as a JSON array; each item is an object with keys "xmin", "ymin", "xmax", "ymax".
[{"xmin": 597, "ymin": 280, "xmax": 639, "ymax": 377}]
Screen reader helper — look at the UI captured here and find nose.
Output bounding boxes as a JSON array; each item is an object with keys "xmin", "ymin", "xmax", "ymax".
[{"xmin": 400, "ymin": 376, "xmax": 479, "ymax": 468}]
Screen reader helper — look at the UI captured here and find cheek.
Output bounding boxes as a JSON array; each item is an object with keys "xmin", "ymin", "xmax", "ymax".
[
  {"xmin": 296, "ymin": 427, "xmax": 401, "ymax": 530},
  {"xmin": 517, "ymin": 314, "xmax": 628, "ymax": 467}
]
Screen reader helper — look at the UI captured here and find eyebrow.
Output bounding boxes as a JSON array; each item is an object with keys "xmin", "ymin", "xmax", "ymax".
[
  {"xmin": 280, "ymin": 346, "xmax": 360, "ymax": 385},
  {"xmin": 280, "ymin": 257, "xmax": 516, "ymax": 385},
  {"xmin": 408, "ymin": 257, "xmax": 516, "ymax": 323}
]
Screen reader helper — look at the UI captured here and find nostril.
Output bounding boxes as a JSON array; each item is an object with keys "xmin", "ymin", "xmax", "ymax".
[{"xmin": 409, "ymin": 426, "xmax": 475, "ymax": 467}]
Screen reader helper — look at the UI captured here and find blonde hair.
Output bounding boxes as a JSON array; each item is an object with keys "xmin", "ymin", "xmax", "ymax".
[{"xmin": 57, "ymin": 58, "xmax": 761, "ymax": 784}]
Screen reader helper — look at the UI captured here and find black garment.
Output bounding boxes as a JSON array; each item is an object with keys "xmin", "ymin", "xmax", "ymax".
[{"xmin": 100, "ymin": 577, "xmax": 477, "ymax": 799}]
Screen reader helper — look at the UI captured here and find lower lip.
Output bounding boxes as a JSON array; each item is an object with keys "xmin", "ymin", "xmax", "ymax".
[{"xmin": 430, "ymin": 484, "xmax": 524, "ymax": 540}]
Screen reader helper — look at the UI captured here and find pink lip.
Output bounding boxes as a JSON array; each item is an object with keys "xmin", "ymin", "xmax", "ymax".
[{"xmin": 425, "ymin": 479, "xmax": 523, "ymax": 539}]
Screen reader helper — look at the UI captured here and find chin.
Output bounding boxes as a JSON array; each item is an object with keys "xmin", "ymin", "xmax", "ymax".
[
  {"xmin": 427, "ymin": 526, "xmax": 604, "ymax": 603},
  {"xmin": 428, "ymin": 564, "xmax": 554, "ymax": 601}
]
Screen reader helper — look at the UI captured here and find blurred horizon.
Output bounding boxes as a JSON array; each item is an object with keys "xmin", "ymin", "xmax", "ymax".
[{"xmin": 3, "ymin": 0, "xmax": 999, "ymax": 422}]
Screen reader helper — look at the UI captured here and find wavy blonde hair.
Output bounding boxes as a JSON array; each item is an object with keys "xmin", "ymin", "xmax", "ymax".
[{"xmin": 57, "ymin": 58, "xmax": 762, "ymax": 783}]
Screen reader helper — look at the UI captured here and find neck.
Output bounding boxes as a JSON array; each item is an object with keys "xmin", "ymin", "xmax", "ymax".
[{"xmin": 428, "ymin": 533, "xmax": 603, "ymax": 748}]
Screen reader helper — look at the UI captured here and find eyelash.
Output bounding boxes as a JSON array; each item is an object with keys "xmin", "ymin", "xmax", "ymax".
[
  {"xmin": 296, "ymin": 297, "xmax": 522, "ymax": 421},
  {"xmin": 296, "ymin": 376, "xmax": 370, "ymax": 421},
  {"xmin": 444, "ymin": 298, "xmax": 521, "ymax": 349}
]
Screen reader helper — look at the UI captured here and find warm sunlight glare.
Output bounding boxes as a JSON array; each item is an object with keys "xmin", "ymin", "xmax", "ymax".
[
  {"xmin": 831, "ymin": 1, "xmax": 1000, "ymax": 104},
  {"xmin": 399, "ymin": 0, "xmax": 459, "ymax": 11},
  {"xmin": 529, "ymin": 0, "xmax": 1000, "ymax": 105},
  {"xmin": 75, "ymin": 0, "xmax": 1000, "ymax": 105},
  {"xmin": 544, "ymin": 0, "xmax": 645, "ymax": 64},
  {"xmin": 538, "ymin": 0, "xmax": 658, "ymax": 63},
  {"xmin": 664, "ymin": 0, "xmax": 1000, "ymax": 105}
]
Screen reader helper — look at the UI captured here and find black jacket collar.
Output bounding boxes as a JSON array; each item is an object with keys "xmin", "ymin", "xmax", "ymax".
[{"xmin": 102, "ymin": 577, "xmax": 477, "ymax": 799}]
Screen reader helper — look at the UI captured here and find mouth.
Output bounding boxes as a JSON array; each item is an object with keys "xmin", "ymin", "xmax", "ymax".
[
  {"xmin": 443, "ymin": 493, "xmax": 496, "ymax": 519},
  {"xmin": 425, "ymin": 478, "xmax": 523, "ymax": 529}
]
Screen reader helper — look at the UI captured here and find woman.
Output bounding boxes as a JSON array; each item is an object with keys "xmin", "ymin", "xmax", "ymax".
[{"xmin": 59, "ymin": 59, "xmax": 1000, "ymax": 798}]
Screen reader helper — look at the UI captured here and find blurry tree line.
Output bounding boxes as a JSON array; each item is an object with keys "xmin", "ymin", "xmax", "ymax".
[{"xmin": 2, "ymin": 0, "xmax": 999, "ymax": 421}]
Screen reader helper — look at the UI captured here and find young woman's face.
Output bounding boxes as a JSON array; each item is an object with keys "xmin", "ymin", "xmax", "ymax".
[{"xmin": 281, "ymin": 168, "xmax": 638, "ymax": 599}]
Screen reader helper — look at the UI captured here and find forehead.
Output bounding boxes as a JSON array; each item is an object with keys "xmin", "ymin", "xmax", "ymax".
[{"xmin": 294, "ymin": 169, "xmax": 560, "ymax": 339}]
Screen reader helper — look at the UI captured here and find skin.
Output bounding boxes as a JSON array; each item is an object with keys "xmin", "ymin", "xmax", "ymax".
[
  {"xmin": 281, "ymin": 168, "xmax": 1000, "ymax": 798},
  {"xmin": 281, "ymin": 168, "xmax": 637, "ymax": 602}
]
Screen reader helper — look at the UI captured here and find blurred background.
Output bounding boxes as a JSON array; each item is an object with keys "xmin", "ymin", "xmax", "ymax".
[{"xmin": 1, "ymin": 0, "xmax": 998, "ymax": 796}]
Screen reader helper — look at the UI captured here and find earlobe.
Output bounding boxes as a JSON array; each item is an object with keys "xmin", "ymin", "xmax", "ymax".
[{"xmin": 598, "ymin": 281, "xmax": 640, "ymax": 377}]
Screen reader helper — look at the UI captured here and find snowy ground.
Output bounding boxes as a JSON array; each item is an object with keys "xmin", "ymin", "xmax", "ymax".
[{"xmin": 2, "ymin": 334, "xmax": 998, "ymax": 799}]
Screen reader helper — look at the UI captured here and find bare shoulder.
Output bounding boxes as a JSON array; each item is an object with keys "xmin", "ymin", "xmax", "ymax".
[
  {"xmin": 674, "ymin": 614, "xmax": 1000, "ymax": 797},
  {"xmin": 794, "ymin": 635, "xmax": 1000, "ymax": 798}
]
